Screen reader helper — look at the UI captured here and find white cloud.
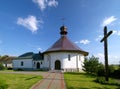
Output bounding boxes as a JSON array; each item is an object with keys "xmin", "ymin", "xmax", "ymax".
[
  {"xmin": 75, "ymin": 39, "xmax": 90, "ymax": 45},
  {"xmin": 75, "ymin": 41, "xmax": 79, "ymax": 44},
  {"xmin": 112, "ymin": 30, "xmax": 117, "ymax": 35},
  {"xmin": 117, "ymin": 31, "xmax": 120, "ymax": 36},
  {"xmin": 33, "ymin": 0, "xmax": 58, "ymax": 11},
  {"xmin": 95, "ymin": 53, "xmax": 104, "ymax": 63},
  {"xmin": 95, "ymin": 53, "xmax": 120, "ymax": 64},
  {"xmin": 33, "ymin": 0, "xmax": 46, "ymax": 11},
  {"xmin": 17, "ymin": 15, "xmax": 43, "ymax": 33},
  {"xmin": 37, "ymin": 47, "xmax": 42, "ymax": 51},
  {"xmin": 48, "ymin": 0, "xmax": 58, "ymax": 7},
  {"xmin": 95, "ymin": 35, "xmax": 103, "ymax": 41},
  {"xmin": 112, "ymin": 30, "xmax": 120, "ymax": 36},
  {"xmin": 80, "ymin": 39, "xmax": 90, "ymax": 45},
  {"xmin": 102, "ymin": 16, "xmax": 117, "ymax": 26}
]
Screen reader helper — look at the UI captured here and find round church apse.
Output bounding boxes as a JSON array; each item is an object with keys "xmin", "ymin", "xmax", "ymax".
[{"xmin": 55, "ymin": 60, "xmax": 61, "ymax": 70}]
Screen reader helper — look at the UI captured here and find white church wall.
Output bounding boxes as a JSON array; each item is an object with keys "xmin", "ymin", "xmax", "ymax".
[
  {"xmin": 77, "ymin": 54, "xmax": 84, "ymax": 71},
  {"xmin": 44, "ymin": 52, "xmax": 85, "ymax": 72},
  {"xmin": 32, "ymin": 61, "xmax": 44, "ymax": 69},
  {"xmin": 43, "ymin": 54, "xmax": 50, "ymax": 70},
  {"xmin": 13, "ymin": 59, "xmax": 33, "ymax": 70}
]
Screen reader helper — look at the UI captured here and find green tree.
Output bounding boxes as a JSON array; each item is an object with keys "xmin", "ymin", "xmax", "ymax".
[
  {"xmin": 0, "ymin": 63, "xmax": 5, "ymax": 70},
  {"xmin": 83, "ymin": 55, "xmax": 101, "ymax": 75}
]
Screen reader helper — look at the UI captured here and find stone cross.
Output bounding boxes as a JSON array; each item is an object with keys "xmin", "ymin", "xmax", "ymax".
[{"xmin": 100, "ymin": 26, "xmax": 113, "ymax": 81}]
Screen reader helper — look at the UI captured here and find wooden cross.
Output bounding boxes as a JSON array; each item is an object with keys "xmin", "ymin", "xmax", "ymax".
[{"xmin": 100, "ymin": 26, "xmax": 113, "ymax": 81}]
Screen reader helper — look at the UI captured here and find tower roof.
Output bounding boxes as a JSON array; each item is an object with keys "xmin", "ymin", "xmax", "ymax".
[{"xmin": 44, "ymin": 26, "xmax": 89, "ymax": 56}]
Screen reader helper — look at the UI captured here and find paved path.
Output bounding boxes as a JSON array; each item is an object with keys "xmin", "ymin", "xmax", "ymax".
[
  {"xmin": 0, "ymin": 71, "xmax": 66, "ymax": 89},
  {"xmin": 30, "ymin": 72, "xmax": 66, "ymax": 89}
]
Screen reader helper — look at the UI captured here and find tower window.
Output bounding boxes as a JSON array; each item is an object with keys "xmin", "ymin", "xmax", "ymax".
[
  {"xmin": 68, "ymin": 54, "xmax": 71, "ymax": 61},
  {"xmin": 21, "ymin": 61, "xmax": 24, "ymax": 66}
]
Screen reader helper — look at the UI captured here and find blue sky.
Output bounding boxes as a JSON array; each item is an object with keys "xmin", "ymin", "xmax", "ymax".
[{"xmin": 0, "ymin": 0, "xmax": 120, "ymax": 64}]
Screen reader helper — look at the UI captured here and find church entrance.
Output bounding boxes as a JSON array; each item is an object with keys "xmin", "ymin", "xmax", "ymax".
[
  {"xmin": 55, "ymin": 60, "xmax": 61, "ymax": 70},
  {"xmin": 36, "ymin": 62, "xmax": 40, "ymax": 69}
]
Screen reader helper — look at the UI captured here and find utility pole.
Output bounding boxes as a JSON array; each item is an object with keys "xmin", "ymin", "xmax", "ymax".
[{"xmin": 100, "ymin": 26, "xmax": 113, "ymax": 81}]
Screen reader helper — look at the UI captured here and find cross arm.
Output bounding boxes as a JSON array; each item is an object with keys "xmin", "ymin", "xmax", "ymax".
[{"xmin": 100, "ymin": 31, "xmax": 113, "ymax": 42}]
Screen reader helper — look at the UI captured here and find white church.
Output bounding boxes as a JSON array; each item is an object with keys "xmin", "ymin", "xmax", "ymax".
[{"xmin": 13, "ymin": 25, "xmax": 89, "ymax": 72}]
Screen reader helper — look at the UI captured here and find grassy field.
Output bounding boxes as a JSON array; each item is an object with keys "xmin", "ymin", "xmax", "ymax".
[
  {"xmin": 64, "ymin": 72, "xmax": 120, "ymax": 89},
  {"xmin": 0, "ymin": 73, "xmax": 42, "ymax": 89}
]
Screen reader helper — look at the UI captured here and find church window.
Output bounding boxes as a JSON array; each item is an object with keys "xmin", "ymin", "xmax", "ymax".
[
  {"xmin": 34, "ymin": 62, "xmax": 35, "ymax": 66},
  {"xmin": 21, "ymin": 61, "xmax": 24, "ymax": 66},
  {"xmin": 68, "ymin": 54, "xmax": 71, "ymax": 61},
  {"xmin": 79, "ymin": 55, "xmax": 81, "ymax": 61}
]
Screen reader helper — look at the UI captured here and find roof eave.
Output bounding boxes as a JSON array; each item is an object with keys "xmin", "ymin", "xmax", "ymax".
[{"xmin": 43, "ymin": 50, "xmax": 89, "ymax": 56}]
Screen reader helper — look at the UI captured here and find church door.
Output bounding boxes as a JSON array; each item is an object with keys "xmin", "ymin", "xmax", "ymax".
[
  {"xmin": 36, "ymin": 62, "xmax": 40, "ymax": 69},
  {"xmin": 55, "ymin": 60, "xmax": 61, "ymax": 70}
]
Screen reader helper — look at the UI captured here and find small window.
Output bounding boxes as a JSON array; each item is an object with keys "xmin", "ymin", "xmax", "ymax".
[
  {"xmin": 34, "ymin": 62, "xmax": 35, "ymax": 66},
  {"xmin": 41, "ymin": 62, "xmax": 42, "ymax": 64},
  {"xmin": 21, "ymin": 61, "xmax": 24, "ymax": 66},
  {"xmin": 79, "ymin": 55, "xmax": 81, "ymax": 61},
  {"xmin": 68, "ymin": 54, "xmax": 71, "ymax": 61}
]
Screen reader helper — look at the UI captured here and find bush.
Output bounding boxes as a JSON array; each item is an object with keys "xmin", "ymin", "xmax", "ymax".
[
  {"xmin": 7, "ymin": 67, "xmax": 13, "ymax": 70},
  {"xmin": 97, "ymin": 63, "xmax": 105, "ymax": 76},
  {"xmin": 95, "ymin": 77, "xmax": 120, "ymax": 86},
  {"xmin": 95, "ymin": 77, "xmax": 106, "ymax": 84},
  {"xmin": 83, "ymin": 55, "xmax": 100, "ymax": 75},
  {"xmin": 112, "ymin": 70, "xmax": 120, "ymax": 79},
  {"xmin": 108, "ymin": 65, "xmax": 116, "ymax": 77},
  {"xmin": 0, "ymin": 79, "xmax": 8, "ymax": 89},
  {"xmin": 0, "ymin": 63, "xmax": 5, "ymax": 70}
]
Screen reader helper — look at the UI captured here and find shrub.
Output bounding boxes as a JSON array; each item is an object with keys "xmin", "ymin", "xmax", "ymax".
[
  {"xmin": 95, "ymin": 77, "xmax": 106, "ymax": 84},
  {"xmin": 97, "ymin": 63, "xmax": 105, "ymax": 76},
  {"xmin": 95, "ymin": 77, "xmax": 120, "ymax": 86},
  {"xmin": 112, "ymin": 70, "xmax": 120, "ymax": 79},
  {"xmin": 0, "ymin": 63, "xmax": 5, "ymax": 70},
  {"xmin": 7, "ymin": 67, "xmax": 13, "ymax": 70},
  {"xmin": 83, "ymin": 55, "xmax": 100, "ymax": 75}
]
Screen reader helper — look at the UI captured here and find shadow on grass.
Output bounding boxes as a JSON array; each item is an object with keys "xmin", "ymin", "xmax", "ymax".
[{"xmin": 25, "ymin": 76, "xmax": 38, "ymax": 80}]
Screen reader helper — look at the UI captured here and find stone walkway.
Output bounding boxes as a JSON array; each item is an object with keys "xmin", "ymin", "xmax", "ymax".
[
  {"xmin": 30, "ymin": 72, "xmax": 66, "ymax": 89},
  {"xmin": 0, "ymin": 71, "xmax": 66, "ymax": 89}
]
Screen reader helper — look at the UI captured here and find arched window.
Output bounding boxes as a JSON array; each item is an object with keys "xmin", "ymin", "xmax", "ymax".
[
  {"xmin": 21, "ymin": 61, "xmax": 24, "ymax": 66},
  {"xmin": 68, "ymin": 54, "xmax": 71, "ymax": 61}
]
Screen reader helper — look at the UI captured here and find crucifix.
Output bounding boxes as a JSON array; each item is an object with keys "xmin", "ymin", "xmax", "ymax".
[{"xmin": 100, "ymin": 26, "xmax": 113, "ymax": 81}]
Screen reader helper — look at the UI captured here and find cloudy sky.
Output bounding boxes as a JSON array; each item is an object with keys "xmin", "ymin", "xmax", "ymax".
[{"xmin": 0, "ymin": 0, "xmax": 120, "ymax": 64}]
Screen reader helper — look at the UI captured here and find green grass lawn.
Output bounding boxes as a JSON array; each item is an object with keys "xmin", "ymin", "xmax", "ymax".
[
  {"xmin": 0, "ymin": 73, "xmax": 42, "ymax": 89},
  {"xmin": 64, "ymin": 72, "xmax": 120, "ymax": 89}
]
